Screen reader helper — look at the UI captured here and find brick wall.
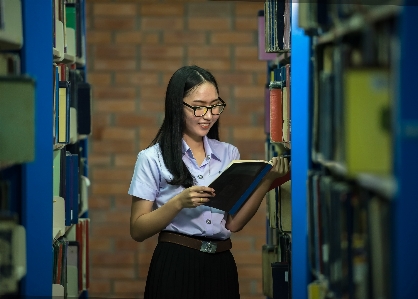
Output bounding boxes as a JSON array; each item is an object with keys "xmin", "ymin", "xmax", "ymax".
[{"xmin": 86, "ymin": 1, "xmax": 268, "ymax": 298}]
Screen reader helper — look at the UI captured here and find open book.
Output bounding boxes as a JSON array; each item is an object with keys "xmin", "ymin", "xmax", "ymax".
[{"xmin": 204, "ymin": 159, "xmax": 290, "ymax": 215}]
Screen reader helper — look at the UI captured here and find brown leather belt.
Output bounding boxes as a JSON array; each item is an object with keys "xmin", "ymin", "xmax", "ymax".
[{"xmin": 158, "ymin": 231, "xmax": 232, "ymax": 254}]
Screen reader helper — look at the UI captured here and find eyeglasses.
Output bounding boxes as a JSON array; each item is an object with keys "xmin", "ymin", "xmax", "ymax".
[{"xmin": 183, "ymin": 98, "xmax": 226, "ymax": 117}]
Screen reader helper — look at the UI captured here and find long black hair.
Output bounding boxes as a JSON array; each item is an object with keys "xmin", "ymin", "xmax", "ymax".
[{"xmin": 150, "ymin": 65, "xmax": 220, "ymax": 188}]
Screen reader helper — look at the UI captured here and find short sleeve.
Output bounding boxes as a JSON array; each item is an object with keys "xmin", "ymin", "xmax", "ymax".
[
  {"xmin": 231, "ymin": 145, "xmax": 240, "ymax": 160},
  {"xmin": 128, "ymin": 149, "xmax": 160, "ymax": 201}
]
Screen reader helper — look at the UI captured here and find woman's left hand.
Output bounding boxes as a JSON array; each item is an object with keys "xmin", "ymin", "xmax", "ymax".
[{"xmin": 265, "ymin": 156, "xmax": 290, "ymax": 181}]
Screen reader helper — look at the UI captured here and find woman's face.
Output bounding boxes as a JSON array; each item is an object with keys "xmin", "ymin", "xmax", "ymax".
[{"xmin": 182, "ymin": 82, "xmax": 221, "ymax": 141}]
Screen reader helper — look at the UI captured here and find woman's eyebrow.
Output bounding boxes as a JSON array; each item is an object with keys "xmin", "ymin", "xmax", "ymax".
[{"xmin": 192, "ymin": 99, "xmax": 220, "ymax": 104}]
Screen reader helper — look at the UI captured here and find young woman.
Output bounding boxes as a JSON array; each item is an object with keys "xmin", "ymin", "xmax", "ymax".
[{"xmin": 128, "ymin": 65, "xmax": 289, "ymax": 299}]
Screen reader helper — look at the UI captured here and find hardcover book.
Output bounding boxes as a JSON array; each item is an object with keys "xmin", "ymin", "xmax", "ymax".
[{"xmin": 204, "ymin": 160, "xmax": 290, "ymax": 215}]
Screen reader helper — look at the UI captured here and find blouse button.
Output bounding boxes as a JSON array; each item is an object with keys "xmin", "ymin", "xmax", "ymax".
[
  {"xmin": 198, "ymin": 175, "xmax": 203, "ymax": 179},
  {"xmin": 206, "ymin": 219, "xmax": 211, "ymax": 224}
]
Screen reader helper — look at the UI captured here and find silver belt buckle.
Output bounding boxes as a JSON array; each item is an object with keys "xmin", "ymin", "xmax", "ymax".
[{"xmin": 200, "ymin": 241, "xmax": 217, "ymax": 253}]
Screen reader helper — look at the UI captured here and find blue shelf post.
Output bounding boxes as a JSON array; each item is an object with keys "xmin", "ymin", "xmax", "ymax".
[
  {"xmin": 290, "ymin": 2, "xmax": 311, "ymax": 299},
  {"xmin": 393, "ymin": 2, "xmax": 418, "ymax": 298},
  {"xmin": 20, "ymin": 0, "xmax": 53, "ymax": 296}
]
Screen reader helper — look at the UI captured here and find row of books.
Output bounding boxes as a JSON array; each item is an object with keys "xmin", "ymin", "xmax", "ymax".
[
  {"xmin": 53, "ymin": 0, "xmax": 86, "ymax": 65},
  {"xmin": 312, "ymin": 39, "xmax": 392, "ymax": 178},
  {"xmin": 53, "ymin": 218, "xmax": 90, "ymax": 298},
  {"xmin": 264, "ymin": 0, "xmax": 291, "ymax": 53},
  {"xmin": 307, "ymin": 171, "xmax": 390, "ymax": 299},
  {"xmin": 298, "ymin": 0, "xmax": 399, "ymax": 36},
  {"xmin": 53, "ymin": 63, "xmax": 92, "ymax": 148},
  {"xmin": 268, "ymin": 64, "xmax": 291, "ymax": 149},
  {"xmin": 262, "ymin": 135, "xmax": 292, "ymax": 299},
  {"xmin": 53, "ymin": 147, "xmax": 89, "ymax": 239}
]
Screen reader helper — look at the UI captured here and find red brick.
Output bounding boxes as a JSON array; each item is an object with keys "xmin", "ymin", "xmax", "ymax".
[
  {"xmin": 236, "ymin": 17, "xmax": 259, "ymax": 30},
  {"xmin": 188, "ymin": 17, "xmax": 231, "ymax": 31},
  {"xmin": 94, "ymin": 4, "xmax": 138, "ymax": 16},
  {"xmin": 235, "ymin": 3, "xmax": 265, "ymax": 16},
  {"xmin": 93, "ymin": 17, "xmax": 137, "ymax": 30},
  {"xmin": 214, "ymin": 72, "xmax": 254, "ymax": 85},
  {"xmin": 137, "ymin": 251, "xmax": 154, "ymax": 265},
  {"xmin": 94, "ymin": 45, "xmax": 137, "ymax": 59},
  {"xmin": 235, "ymin": 60, "xmax": 266, "ymax": 71},
  {"xmin": 88, "ymin": 195, "xmax": 112, "ymax": 210},
  {"xmin": 115, "ymin": 238, "xmax": 141, "ymax": 251},
  {"xmin": 115, "ymin": 114, "xmax": 159, "ymax": 127},
  {"xmin": 91, "ymin": 252, "xmax": 135, "ymax": 266},
  {"xmin": 114, "ymin": 154, "xmax": 138, "ymax": 167},
  {"xmin": 186, "ymin": 58, "xmax": 231, "ymax": 71},
  {"xmin": 94, "ymin": 59, "xmax": 137, "ymax": 71},
  {"xmin": 92, "ymin": 181, "xmax": 131, "ymax": 195},
  {"xmin": 232, "ymin": 127, "xmax": 265, "ymax": 141},
  {"xmin": 101, "ymin": 127, "xmax": 136, "ymax": 141},
  {"xmin": 187, "ymin": 46, "xmax": 230, "ymax": 58},
  {"xmin": 88, "ymin": 279, "xmax": 111, "ymax": 295},
  {"xmin": 236, "ymin": 265, "xmax": 262, "ymax": 279},
  {"xmin": 141, "ymin": 45, "xmax": 184, "ymax": 59},
  {"xmin": 94, "ymin": 87, "xmax": 137, "ymax": 100},
  {"xmin": 91, "ymin": 168, "xmax": 134, "ymax": 181},
  {"xmin": 114, "ymin": 195, "xmax": 132, "ymax": 209},
  {"xmin": 95, "ymin": 209, "xmax": 131, "ymax": 224},
  {"xmin": 86, "ymin": 31, "xmax": 112, "ymax": 44},
  {"xmin": 88, "ymin": 72, "xmax": 112, "ymax": 86},
  {"xmin": 115, "ymin": 72, "xmax": 159, "ymax": 86},
  {"xmin": 88, "ymin": 154, "xmax": 112, "ymax": 167},
  {"xmin": 91, "ymin": 267, "xmax": 135, "ymax": 279},
  {"xmin": 140, "ymin": 4, "xmax": 184, "ymax": 17},
  {"xmin": 115, "ymin": 32, "xmax": 143, "ymax": 44},
  {"xmin": 89, "ymin": 238, "xmax": 112, "ymax": 252},
  {"xmin": 92, "ymin": 140, "xmax": 135, "ymax": 153},
  {"xmin": 139, "ymin": 99, "xmax": 164, "ymax": 112},
  {"xmin": 230, "ymin": 236, "xmax": 254, "ymax": 251},
  {"xmin": 114, "ymin": 279, "xmax": 147, "ymax": 294},
  {"xmin": 235, "ymin": 46, "xmax": 259, "ymax": 58},
  {"xmin": 141, "ymin": 17, "xmax": 184, "ymax": 30},
  {"xmin": 141, "ymin": 58, "xmax": 183, "ymax": 72},
  {"xmin": 188, "ymin": 3, "xmax": 232, "ymax": 17},
  {"xmin": 211, "ymin": 32, "xmax": 255, "ymax": 45},
  {"xmin": 95, "ymin": 100, "xmax": 135, "ymax": 113},
  {"xmin": 163, "ymin": 31, "xmax": 206, "ymax": 45},
  {"xmin": 92, "ymin": 223, "xmax": 131, "ymax": 238},
  {"xmin": 219, "ymin": 114, "xmax": 252, "ymax": 126},
  {"xmin": 234, "ymin": 86, "xmax": 264, "ymax": 98},
  {"xmin": 139, "ymin": 127, "xmax": 159, "ymax": 149}
]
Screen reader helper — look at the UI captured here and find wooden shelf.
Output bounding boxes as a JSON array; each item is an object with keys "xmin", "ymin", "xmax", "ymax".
[{"xmin": 317, "ymin": 5, "xmax": 401, "ymax": 45}]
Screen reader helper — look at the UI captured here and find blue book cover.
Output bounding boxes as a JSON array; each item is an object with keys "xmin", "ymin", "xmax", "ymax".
[{"xmin": 65, "ymin": 153, "xmax": 79, "ymax": 226}]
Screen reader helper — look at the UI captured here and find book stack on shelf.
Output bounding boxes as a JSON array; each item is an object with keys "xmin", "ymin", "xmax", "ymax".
[
  {"xmin": 298, "ymin": 1, "xmax": 400, "ymax": 298},
  {"xmin": 0, "ymin": 0, "xmax": 30, "ymax": 296},
  {"xmin": 52, "ymin": 0, "xmax": 91, "ymax": 298},
  {"xmin": 259, "ymin": 1, "xmax": 292, "ymax": 298}
]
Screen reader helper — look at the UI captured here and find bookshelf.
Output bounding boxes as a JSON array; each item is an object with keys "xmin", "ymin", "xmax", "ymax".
[
  {"xmin": 0, "ymin": 0, "xmax": 91, "ymax": 297},
  {"xmin": 256, "ymin": 0, "xmax": 418, "ymax": 298},
  {"xmin": 294, "ymin": 1, "xmax": 418, "ymax": 298}
]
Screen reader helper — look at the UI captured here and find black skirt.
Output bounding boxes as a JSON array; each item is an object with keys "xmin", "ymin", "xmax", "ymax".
[{"xmin": 144, "ymin": 235, "xmax": 240, "ymax": 299}]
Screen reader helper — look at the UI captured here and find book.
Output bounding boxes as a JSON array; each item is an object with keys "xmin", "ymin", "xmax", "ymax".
[{"xmin": 204, "ymin": 160, "xmax": 290, "ymax": 215}]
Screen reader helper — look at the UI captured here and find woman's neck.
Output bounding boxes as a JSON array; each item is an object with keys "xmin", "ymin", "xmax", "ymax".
[{"xmin": 183, "ymin": 135, "xmax": 206, "ymax": 166}]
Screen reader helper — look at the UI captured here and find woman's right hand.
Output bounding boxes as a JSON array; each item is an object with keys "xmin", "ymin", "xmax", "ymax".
[{"xmin": 173, "ymin": 186, "xmax": 216, "ymax": 209}]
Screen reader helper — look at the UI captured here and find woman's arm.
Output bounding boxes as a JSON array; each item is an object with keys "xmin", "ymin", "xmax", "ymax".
[
  {"xmin": 225, "ymin": 156, "xmax": 289, "ymax": 232},
  {"xmin": 130, "ymin": 185, "xmax": 215, "ymax": 242}
]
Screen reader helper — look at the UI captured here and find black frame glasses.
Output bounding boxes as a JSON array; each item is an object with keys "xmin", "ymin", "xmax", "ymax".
[{"xmin": 183, "ymin": 97, "xmax": 226, "ymax": 117}]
